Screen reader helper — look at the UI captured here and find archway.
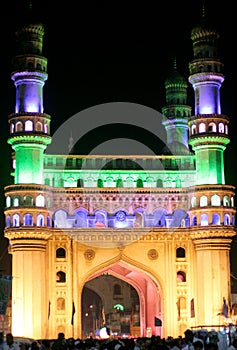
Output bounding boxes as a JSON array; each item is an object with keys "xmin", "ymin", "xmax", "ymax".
[{"xmin": 81, "ymin": 260, "xmax": 163, "ymax": 338}]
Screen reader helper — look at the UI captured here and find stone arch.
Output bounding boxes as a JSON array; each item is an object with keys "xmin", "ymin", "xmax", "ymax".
[
  {"xmin": 16, "ymin": 121, "xmax": 23, "ymax": 132},
  {"xmin": 218, "ymin": 122, "xmax": 225, "ymax": 133},
  {"xmin": 36, "ymin": 194, "xmax": 45, "ymax": 207},
  {"xmin": 94, "ymin": 209, "xmax": 108, "ymax": 227},
  {"xmin": 133, "ymin": 208, "xmax": 145, "ymax": 228},
  {"xmin": 211, "ymin": 194, "xmax": 220, "ymax": 206},
  {"xmin": 25, "ymin": 120, "xmax": 33, "ymax": 131},
  {"xmin": 23, "ymin": 213, "xmax": 33, "ymax": 226},
  {"xmin": 200, "ymin": 213, "xmax": 209, "ymax": 226},
  {"xmin": 208, "ymin": 122, "xmax": 216, "ymax": 132},
  {"xmin": 36, "ymin": 214, "xmax": 44, "ymax": 226},
  {"xmin": 199, "ymin": 122, "xmax": 206, "ymax": 133},
  {"xmin": 212, "ymin": 213, "xmax": 220, "ymax": 225},
  {"xmin": 80, "ymin": 256, "xmax": 164, "ymax": 338},
  {"xmin": 200, "ymin": 195, "xmax": 208, "ymax": 207},
  {"xmin": 35, "ymin": 121, "xmax": 43, "ymax": 132},
  {"xmin": 23, "ymin": 195, "xmax": 34, "ymax": 206},
  {"xmin": 53, "ymin": 209, "xmax": 70, "ymax": 228},
  {"xmin": 153, "ymin": 208, "xmax": 167, "ymax": 227},
  {"xmin": 172, "ymin": 209, "xmax": 187, "ymax": 227},
  {"xmin": 13, "ymin": 196, "xmax": 20, "ymax": 207},
  {"xmin": 74, "ymin": 208, "xmax": 89, "ymax": 228}
]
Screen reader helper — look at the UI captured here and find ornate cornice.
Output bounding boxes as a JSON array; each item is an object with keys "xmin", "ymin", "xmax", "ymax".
[
  {"xmin": 39, "ymin": 226, "xmax": 237, "ymax": 248},
  {"xmin": 4, "ymin": 227, "xmax": 52, "ymax": 241}
]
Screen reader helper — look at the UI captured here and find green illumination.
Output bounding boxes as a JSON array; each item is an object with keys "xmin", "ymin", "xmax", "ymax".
[
  {"xmin": 113, "ymin": 304, "xmax": 124, "ymax": 311},
  {"xmin": 13, "ymin": 144, "xmax": 46, "ymax": 184},
  {"xmin": 194, "ymin": 146, "xmax": 225, "ymax": 184}
]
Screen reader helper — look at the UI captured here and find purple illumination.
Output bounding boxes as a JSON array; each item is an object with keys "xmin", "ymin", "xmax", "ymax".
[
  {"xmin": 12, "ymin": 73, "xmax": 47, "ymax": 113},
  {"xmin": 196, "ymin": 84, "xmax": 220, "ymax": 114}
]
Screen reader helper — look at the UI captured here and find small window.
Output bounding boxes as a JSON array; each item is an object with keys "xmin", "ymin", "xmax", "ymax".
[
  {"xmin": 200, "ymin": 213, "xmax": 208, "ymax": 226},
  {"xmin": 13, "ymin": 197, "xmax": 20, "ymax": 207},
  {"xmin": 211, "ymin": 194, "xmax": 220, "ymax": 206},
  {"xmin": 47, "ymin": 216, "xmax": 51, "ymax": 227},
  {"xmin": 35, "ymin": 121, "xmax": 43, "ymax": 132},
  {"xmin": 25, "ymin": 120, "xmax": 33, "ymax": 131},
  {"xmin": 16, "ymin": 121, "xmax": 23, "ymax": 132},
  {"xmin": 212, "ymin": 213, "xmax": 220, "ymax": 225},
  {"xmin": 56, "ymin": 248, "xmax": 66, "ymax": 259},
  {"xmin": 37, "ymin": 214, "xmax": 44, "ymax": 226},
  {"xmin": 176, "ymin": 247, "xmax": 185, "ymax": 258},
  {"xmin": 157, "ymin": 179, "xmax": 163, "ymax": 188},
  {"xmin": 13, "ymin": 214, "xmax": 20, "ymax": 227},
  {"xmin": 24, "ymin": 195, "xmax": 34, "ymax": 206},
  {"xmin": 97, "ymin": 178, "xmax": 104, "ymax": 188},
  {"xmin": 6, "ymin": 196, "xmax": 11, "ymax": 207},
  {"xmin": 136, "ymin": 178, "xmax": 143, "ymax": 188},
  {"xmin": 199, "ymin": 123, "xmax": 206, "ymax": 133},
  {"xmin": 6, "ymin": 216, "xmax": 11, "ymax": 227},
  {"xmin": 177, "ymin": 271, "xmax": 186, "ymax": 282},
  {"xmin": 56, "ymin": 271, "xmax": 66, "ymax": 283},
  {"xmin": 23, "ymin": 214, "xmax": 33, "ymax": 226},
  {"xmin": 36, "ymin": 194, "xmax": 45, "ymax": 207},
  {"xmin": 224, "ymin": 214, "xmax": 230, "ymax": 225},
  {"xmin": 200, "ymin": 196, "xmax": 208, "ymax": 207},
  {"xmin": 192, "ymin": 216, "xmax": 197, "ymax": 226},
  {"xmin": 113, "ymin": 284, "xmax": 121, "ymax": 295}
]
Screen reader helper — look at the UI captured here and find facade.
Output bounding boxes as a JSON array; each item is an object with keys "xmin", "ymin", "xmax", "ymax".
[{"xmin": 3, "ymin": 5, "xmax": 237, "ymax": 341}]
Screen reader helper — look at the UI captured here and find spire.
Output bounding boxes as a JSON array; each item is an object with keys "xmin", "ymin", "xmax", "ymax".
[
  {"xmin": 28, "ymin": 0, "xmax": 33, "ymax": 13},
  {"xmin": 17, "ymin": 0, "xmax": 42, "ymax": 29},
  {"xmin": 201, "ymin": 0, "xmax": 206, "ymax": 21}
]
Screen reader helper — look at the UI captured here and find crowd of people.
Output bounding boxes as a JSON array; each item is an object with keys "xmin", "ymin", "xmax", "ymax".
[{"xmin": 0, "ymin": 328, "xmax": 237, "ymax": 350}]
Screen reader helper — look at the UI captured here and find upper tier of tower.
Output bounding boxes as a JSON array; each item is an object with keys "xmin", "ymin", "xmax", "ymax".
[
  {"xmin": 162, "ymin": 59, "xmax": 192, "ymax": 156},
  {"xmin": 11, "ymin": 20, "xmax": 48, "ymax": 114},
  {"xmin": 15, "ymin": 22, "xmax": 45, "ymax": 55},
  {"xmin": 188, "ymin": 7, "xmax": 225, "ymax": 116},
  {"xmin": 8, "ymin": 14, "xmax": 51, "ymax": 185},
  {"xmin": 188, "ymin": 6, "xmax": 230, "ymax": 185}
]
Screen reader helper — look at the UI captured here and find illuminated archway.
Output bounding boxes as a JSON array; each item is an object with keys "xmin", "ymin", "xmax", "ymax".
[{"xmin": 81, "ymin": 260, "xmax": 163, "ymax": 338}]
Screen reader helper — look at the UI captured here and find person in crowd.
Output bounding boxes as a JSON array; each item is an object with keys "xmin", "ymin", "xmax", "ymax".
[
  {"xmin": 169, "ymin": 338, "xmax": 181, "ymax": 350},
  {"xmin": 29, "ymin": 341, "xmax": 39, "ymax": 350},
  {"xmin": 3, "ymin": 333, "xmax": 20, "ymax": 350},
  {"xmin": 0, "ymin": 332, "xmax": 5, "ymax": 350},
  {"xmin": 51, "ymin": 333, "xmax": 67, "ymax": 350},
  {"xmin": 193, "ymin": 341, "xmax": 204, "ymax": 350},
  {"xmin": 205, "ymin": 343, "xmax": 219, "ymax": 350},
  {"xmin": 182, "ymin": 329, "xmax": 204, "ymax": 350},
  {"xmin": 228, "ymin": 339, "xmax": 237, "ymax": 350}
]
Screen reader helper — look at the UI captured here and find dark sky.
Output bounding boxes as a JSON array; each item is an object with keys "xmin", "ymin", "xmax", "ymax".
[{"xmin": 0, "ymin": 1, "xmax": 236, "ymax": 273}]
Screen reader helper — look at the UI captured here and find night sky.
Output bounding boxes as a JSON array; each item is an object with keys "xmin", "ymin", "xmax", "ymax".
[{"xmin": 0, "ymin": 1, "xmax": 236, "ymax": 274}]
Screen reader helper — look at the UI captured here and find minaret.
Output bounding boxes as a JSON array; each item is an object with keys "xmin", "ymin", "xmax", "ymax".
[
  {"xmin": 188, "ymin": 6, "xmax": 230, "ymax": 184},
  {"xmin": 162, "ymin": 58, "xmax": 192, "ymax": 155},
  {"xmin": 7, "ymin": 10, "xmax": 51, "ymax": 184},
  {"xmin": 188, "ymin": 6, "xmax": 235, "ymax": 328},
  {"xmin": 4, "ymin": 9, "xmax": 52, "ymax": 339}
]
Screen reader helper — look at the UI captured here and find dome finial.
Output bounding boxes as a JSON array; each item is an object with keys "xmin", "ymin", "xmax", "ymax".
[
  {"xmin": 201, "ymin": 0, "xmax": 207, "ymax": 22},
  {"xmin": 27, "ymin": 0, "xmax": 34, "ymax": 18}
]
